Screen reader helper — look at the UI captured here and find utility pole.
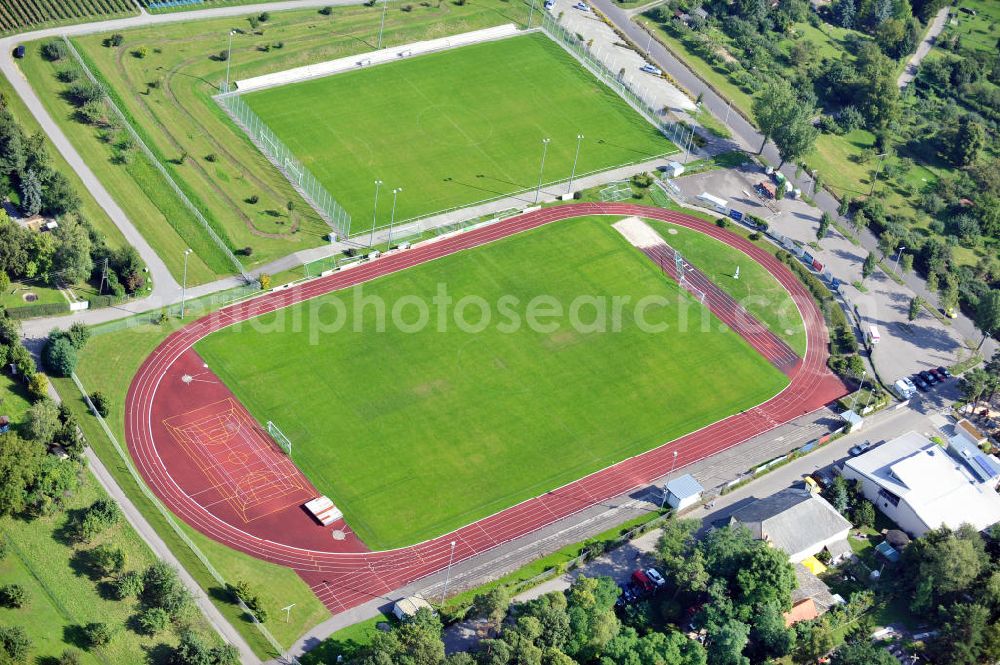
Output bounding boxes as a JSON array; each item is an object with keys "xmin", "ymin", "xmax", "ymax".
[
  {"xmin": 99, "ymin": 258, "xmax": 108, "ymax": 295},
  {"xmin": 683, "ymin": 127, "xmax": 694, "ymax": 164},
  {"xmin": 378, "ymin": 0, "xmax": 389, "ymax": 49},
  {"xmin": 441, "ymin": 541, "xmax": 457, "ymax": 603},
  {"xmin": 849, "ymin": 370, "xmax": 867, "ymax": 412},
  {"xmin": 224, "ymin": 30, "xmax": 236, "ymax": 92},
  {"xmin": 527, "ymin": 0, "xmax": 536, "ymax": 28},
  {"xmin": 281, "ymin": 604, "xmax": 295, "ymax": 623},
  {"xmin": 180, "ymin": 248, "xmax": 192, "ymax": 318},
  {"xmin": 535, "ymin": 138, "xmax": 550, "ymax": 204},
  {"xmin": 660, "ymin": 450, "xmax": 678, "ymax": 508},
  {"xmin": 369, "ymin": 179, "xmax": 383, "ymax": 247},
  {"xmin": 567, "ymin": 134, "xmax": 584, "ymax": 194},
  {"xmin": 724, "ymin": 100, "xmax": 732, "ymax": 125},
  {"xmin": 890, "ymin": 246, "xmax": 906, "ymax": 276},
  {"xmin": 387, "ymin": 187, "xmax": 401, "ymax": 248}
]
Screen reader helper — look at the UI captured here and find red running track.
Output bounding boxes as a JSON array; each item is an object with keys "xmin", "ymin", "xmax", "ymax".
[{"xmin": 124, "ymin": 203, "xmax": 848, "ymax": 614}]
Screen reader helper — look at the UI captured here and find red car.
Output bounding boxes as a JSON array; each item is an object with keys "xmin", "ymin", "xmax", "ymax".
[{"xmin": 631, "ymin": 569, "xmax": 654, "ymax": 593}]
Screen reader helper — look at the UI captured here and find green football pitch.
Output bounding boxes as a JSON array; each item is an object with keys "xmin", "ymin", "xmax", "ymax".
[
  {"xmin": 195, "ymin": 217, "xmax": 792, "ymax": 549},
  {"xmin": 241, "ymin": 32, "xmax": 675, "ymax": 227}
]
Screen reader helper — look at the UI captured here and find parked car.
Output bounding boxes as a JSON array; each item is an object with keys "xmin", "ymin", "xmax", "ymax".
[
  {"xmin": 573, "ymin": 1, "xmax": 590, "ymax": 10},
  {"xmin": 544, "ymin": 0, "xmax": 554, "ymax": 9},
  {"xmin": 936, "ymin": 366, "xmax": 952, "ymax": 378},
  {"xmin": 631, "ymin": 569, "xmax": 654, "ymax": 593},
  {"xmin": 912, "ymin": 374, "xmax": 929, "ymax": 391},
  {"xmin": 640, "ymin": 64, "xmax": 663, "ymax": 76},
  {"xmin": 646, "ymin": 568, "xmax": 666, "ymax": 588},
  {"xmin": 928, "ymin": 368, "xmax": 945, "ymax": 382},
  {"xmin": 812, "ymin": 468, "xmax": 836, "ymax": 488},
  {"xmin": 849, "ymin": 441, "xmax": 873, "ymax": 457},
  {"xmin": 919, "ymin": 370, "xmax": 938, "ymax": 385},
  {"xmin": 13, "ymin": 45, "xmax": 25, "ymax": 59}
]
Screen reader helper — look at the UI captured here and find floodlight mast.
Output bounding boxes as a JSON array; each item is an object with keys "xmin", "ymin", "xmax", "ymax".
[
  {"xmin": 369, "ymin": 180, "xmax": 383, "ymax": 247},
  {"xmin": 387, "ymin": 188, "xmax": 402, "ymax": 248},
  {"xmin": 567, "ymin": 134, "xmax": 584, "ymax": 194},
  {"xmin": 224, "ymin": 30, "xmax": 236, "ymax": 92},
  {"xmin": 535, "ymin": 138, "xmax": 550, "ymax": 204},
  {"xmin": 378, "ymin": 0, "xmax": 389, "ymax": 49}
]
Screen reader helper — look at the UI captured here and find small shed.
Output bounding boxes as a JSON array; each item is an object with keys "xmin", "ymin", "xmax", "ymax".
[
  {"xmin": 392, "ymin": 595, "xmax": 433, "ymax": 622},
  {"xmin": 663, "ymin": 161, "xmax": 685, "ymax": 178},
  {"xmin": 842, "ymin": 410, "xmax": 863, "ymax": 432},
  {"xmin": 664, "ymin": 474, "xmax": 704, "ymax": 511}
]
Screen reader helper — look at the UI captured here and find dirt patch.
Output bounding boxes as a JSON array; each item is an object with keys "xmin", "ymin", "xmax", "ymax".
[{"xmin": 22, "ymin": 293, "xmax": 37, "ymax": 302}]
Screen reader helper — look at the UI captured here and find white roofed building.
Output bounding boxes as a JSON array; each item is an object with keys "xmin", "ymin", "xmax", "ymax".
[{"xmin": 842, "ymin": 431, "xmax": 1000, "ymax": 537}]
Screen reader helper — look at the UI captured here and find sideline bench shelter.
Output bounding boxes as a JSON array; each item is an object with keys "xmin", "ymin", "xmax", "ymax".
[{"xmin": 392, "ymin": 595, "xmax": 433, "ymax": 622}]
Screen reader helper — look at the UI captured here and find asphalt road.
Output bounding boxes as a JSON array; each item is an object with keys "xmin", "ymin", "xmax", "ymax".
[
  {"xmin": 589, "ymin": 0, "xmax": 995, "ymax": 360},
  {"xmin": 898, "ymin": 6, "xmax": 950, "ymax": 89}
]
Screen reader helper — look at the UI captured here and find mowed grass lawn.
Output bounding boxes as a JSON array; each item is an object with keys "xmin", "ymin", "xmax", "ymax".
[
  {"xmin": 243, "ymin": 33, "xmax": 674, "ymax": 226},
  {"xmin": 196, "ymin": 216, "xmax": 789, "ymax": 549},
  {"xmin": 648, "ymin": 221, "xmax": 807, "ymax": 356}
]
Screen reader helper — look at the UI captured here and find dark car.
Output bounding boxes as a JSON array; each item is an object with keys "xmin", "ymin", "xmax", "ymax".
[
  {"xmin": 937, "ymin": 366, "xmax": 952, "ymax": 378},
  {"xmin": 849, "ymin": 441, "xmax": 873, "ymax": 457},
  {"xmin": 920, "ymin": 370, "xmax": 938, "ymax": 385},
  {"xmin": 912, "ymin": 374, "xmax": 929, "ymax": 391},
  {"xmin": 928, "ymin": 368, "xmax": 946, "ymax": 382},
  {"xmin": 13, "ymin": 45, "xmax": 24, "ymax": 59},
  {"xmin": 813, "ymin": 468, "xmax": 836, "ymax": 488}
]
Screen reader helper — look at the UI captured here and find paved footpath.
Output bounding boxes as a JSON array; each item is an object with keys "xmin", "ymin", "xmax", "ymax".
[{"xmin": 898, "ymin": 7, "xmax": 950, "ymax": 89}]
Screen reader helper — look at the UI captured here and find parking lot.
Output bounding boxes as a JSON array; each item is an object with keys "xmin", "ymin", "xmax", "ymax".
[
  {"xmin": 669, "ymin": 164, "xmax": 966, "ymax": 380},
  {"xmin": 549, "ymin": 0, "xmax": 695, "ymax": 117}
]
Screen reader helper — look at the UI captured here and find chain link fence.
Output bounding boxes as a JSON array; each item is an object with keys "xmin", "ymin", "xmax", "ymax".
[
  {"xmin": 61, "ymin": 37, "xmax": 249, "ymax": 280},
  {"xmin": 215, "ymin": 92, "xmax": 352, "ymax": 239},
  {"xmin": 538, "ymin": 16, "xmax": 693, "ymax": 148}
]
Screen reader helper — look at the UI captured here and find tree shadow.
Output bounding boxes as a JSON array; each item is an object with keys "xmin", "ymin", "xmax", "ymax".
[
  {"xmin": 144, "ymin": 642, "xmax": 175, "ymax": 665},
  {"xmin": 52, "ymin": 507, "xmax": 85, "ymax": 546},
  {"xmin": 62, "ymin": 625, "xmax": 90, "ymax": 650}
]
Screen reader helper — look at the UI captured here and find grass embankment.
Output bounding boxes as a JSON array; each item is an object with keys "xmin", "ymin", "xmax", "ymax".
[
  {"xmin": 196, "ymin": 216, "xmax": 788, "ymax": 549},
  {"xmin": 245, "ymin": 32, "xmax": 674, "ymax": 225},
  {"xmin": 51, "ymin": 317, "xmax": 329, "ymax": 657},
  {"xmin": 0, "ymin": 474, "xmax": 218, "ymax": 663}
]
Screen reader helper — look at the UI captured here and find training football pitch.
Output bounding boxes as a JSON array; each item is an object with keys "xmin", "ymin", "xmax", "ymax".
[
  {"xmin": 195, "ymin": 217, "xmax": 792, "ymax": 549},
  {"xmin": 241, "ymin": 33, "xmax": 675, "ymax": 226}
]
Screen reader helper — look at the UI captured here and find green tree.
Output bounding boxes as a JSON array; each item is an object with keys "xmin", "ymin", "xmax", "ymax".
[
  {"xmin": 831, "ymin": 640, "xmax": 897, "ymax": 664},
  {"xmin": 853, "ymin": 42, "xmax": 900, "ymax": 129},
  {"xmin": 817, "ymin": 213, "xmax": 832, "ymax": 241},
  {"xmin": 959, "ymin": 368, "xmax": 993, "ymax": 408},
  {"xmin": 65, "ymin": 322, "xmax": 90, "ymax": 350},
  {"xmin": 564, "ymin": 576, "xmax": 620, "ymax": 661},
  {"xmin": 903, "ymin": 525, "xmax": 989, "ymax": 608},
  {"xmin": 908, "ymin": 296, "xmax": 922, "ymax": 321},
  {"xmin": 136, "ymin": 607, "xmax": 170, "ymax": 635},
  {"xmin": 51, "ymin": 217, "xmax": 93, "ymax": 284},
  {"xmin": 900, "ymin": 253, "xmax": 913, "ymax": 274},
  {"xmin": 0, "ymin": 625, "xmax": 32, "ymax": 661},
  {"xmin": 0, "ymin": 584, "xmax": 27, "ymax": 608},
  {"xmin": 952, "ymin": 115, "xmax": 986, "ymax": 167},
  {"xmin": 114, "ymin": 570, "xmax": 144, "ymax": 599},
  {"xmin": 143, "ymin": 560, "xmax": 191, "ymax": 614},
  {"xmin": 862, "ymin": 252, "xmax": 876, "ymax": 280},
  {"xmin": 973, "ymin": 290, "xmax": 1000, "ymax": 350},
  {"xmin": 82, "ymin": 622, "xmax": 113, "ymax": 648},
  {"xmin": 19, "ymin": 168, "xmax": 42, "ymax": 216},
  {"xmin": 752, "ymin": 81, "xmax": 797, "ymax": 154},
  {"xmin": 0, "ymin": 432, "xmax": 44, "ymax": 516},
  {"xmin": 89, "ymin": 544, "xmax": 126, "ymax": 578},
  {"xmin": 772, "ymin": 103, "xmax": 819, "ymax": 170},
  {"xmin": 853, "ymin": 500, "xmax": 876, "ymax": 528},
  {"xmin": 470, "ymin": 587, "xmax": 509, "ymax": 628},
  {"xmin": 706, "ymin": 618, "xmax": 750, "ymax": 665},
  {"xmin": 793, "ymin": 618, "xmax": 834, "ymax": 663},
  {"xmin": 26, "ymin": 398, "xmax": 60, "ymax": 445},
  {"xmin": 748, "ymin": 604, "xmax": 794, "ymax": 660},
  {"xmin": 43, "ymin": 335, "xmax": 77, "ymax": 377},
  {"xmin": 932, "ymin": 602, "xmax": 993, "ymax": 665}
]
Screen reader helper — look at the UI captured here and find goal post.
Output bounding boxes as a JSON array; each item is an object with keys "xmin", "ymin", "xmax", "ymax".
[{"xmin": 266, "ymin": 421, "xmax": 292, "ymax": 456}]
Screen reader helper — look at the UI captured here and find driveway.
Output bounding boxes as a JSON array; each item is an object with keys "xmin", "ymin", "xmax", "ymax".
[
  {"xmin": 670, "ymin": 165, "xmax": 965, "ymax": 380},
  {"xmin": 898, "ymin": 7, "xmax": 950, "ymax": 89}
]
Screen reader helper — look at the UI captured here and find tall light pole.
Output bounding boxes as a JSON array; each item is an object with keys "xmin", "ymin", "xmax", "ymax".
[
  {"xmin": 527, "ymin": 0, "xmax": 536, "ymax": 28},
  {"xmin": 440, "ymin": 541, "xmax": 457, "ymax": 603},
  {"xmin": 377, "ymin": 0, "xmax": 389, "ymax": 49},
  {"xmin": 387, "ymin": 187, "xmax": 401, "ymax": 248},
  {"xmin": 180, "ymin": 248, "xmax": 192, "ymax": 318},
  {"xmin": 224, "ymin": 30, "xmax": 236, "ymax": 92},
  {"xmin": 869, "ymin": 153, "xmax": 887, "ymax": 196},
  {"xmin": 567, "ymin": 134, "xmax": 584, "ymax": 194},
  {"xmin": 683, "ymin": 126, "xmax": 694, "ymax": 164},
  {"xmin": 369, "ymin": 179, "xmax": 383, "ymax": 247},
  {"xmin": 850, "ymin": 370, "xmax": 867, "ymax": 412},
  {"xmin": 535, "ymin": 138, "xmax": 550, "ymax": 204},
  {"xmin": 660, "ymin": 450, "xmax": 678, "ymax": 508},
  {"xmin": 890, "ymin": 246, "xmax": 906, "ymax": 276}
]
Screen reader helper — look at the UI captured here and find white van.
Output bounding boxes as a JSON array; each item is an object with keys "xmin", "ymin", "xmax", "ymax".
[{"xmin": 867, "ymin": 325, "xmax": 880, "ymax": 346}]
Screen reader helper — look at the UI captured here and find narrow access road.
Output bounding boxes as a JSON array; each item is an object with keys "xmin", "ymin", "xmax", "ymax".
[
  {"xmin": 590, "ymin": 0, "xmax": 995, "ymax": 360},
  {"xmin": 898, "ymin": 6, "xmax": 949, "ymax": 89}
]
